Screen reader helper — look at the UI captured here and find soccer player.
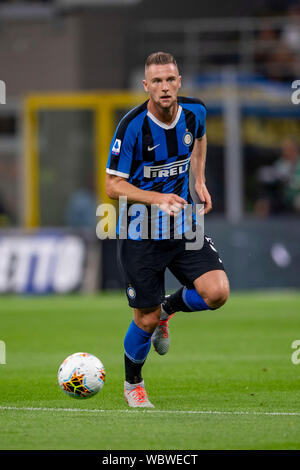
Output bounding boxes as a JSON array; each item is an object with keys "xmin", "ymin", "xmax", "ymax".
[{"xmin": 105, "ymin": 52, "xmax": 230, "ymax": 408}]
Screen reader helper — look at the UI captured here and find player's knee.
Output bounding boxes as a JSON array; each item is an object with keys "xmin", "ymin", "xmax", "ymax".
[
  {"xmin": 204, "ymin": 284, "xmax": 230, "ymax": 310},
  {"xmin": 140, "ymin": 315, "xmax": 159, "ymax": 332},
  {"xmin": 134, "ymin": 306, "xmax": 161, "ymax": 333}
]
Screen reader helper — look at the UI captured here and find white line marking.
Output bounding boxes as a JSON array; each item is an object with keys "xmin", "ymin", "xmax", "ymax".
[{"xmin": 0, "ymin": 406, "xmax": 300, "ymax": 417}]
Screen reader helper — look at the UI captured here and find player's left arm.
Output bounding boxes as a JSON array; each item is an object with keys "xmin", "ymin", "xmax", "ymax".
[{"xmin": 190, "ymin": 133, "xmax": 212, "ymax": 214}]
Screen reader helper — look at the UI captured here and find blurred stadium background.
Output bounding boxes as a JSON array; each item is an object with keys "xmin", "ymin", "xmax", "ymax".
[{"xmin": 0, "ymin": 0, "xmax": 300, "ymax": 295}]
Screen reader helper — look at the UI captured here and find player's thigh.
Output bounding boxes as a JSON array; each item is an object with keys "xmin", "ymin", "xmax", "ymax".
[
  {"xmin": 167, "ymin": 235, "xmax": 226, "ymax": 290},
  {"xmin": 117, "ymin": 239, "xmax": 167, "ymax": 309}
]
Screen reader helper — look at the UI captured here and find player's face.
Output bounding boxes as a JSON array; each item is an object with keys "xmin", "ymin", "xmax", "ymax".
[{"xmin": 143, "ymin": 63, "xmax": 181, "ymax": 111}]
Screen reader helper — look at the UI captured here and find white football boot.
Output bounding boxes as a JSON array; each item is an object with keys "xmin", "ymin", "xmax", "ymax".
[{"xmin": 124, "ymin": 380, "xmax": 154, "ymax": 408}]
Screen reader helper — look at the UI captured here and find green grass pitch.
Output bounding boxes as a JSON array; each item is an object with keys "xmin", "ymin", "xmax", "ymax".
[{"xmin": 0, "ymin": 291, "xmax": 300, "ymax": 450}]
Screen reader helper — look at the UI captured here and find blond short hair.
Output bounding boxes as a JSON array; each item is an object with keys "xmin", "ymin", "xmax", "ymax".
[{"xmin": 145, "ymin": 52, "xmax": 178, "ymax": 70}]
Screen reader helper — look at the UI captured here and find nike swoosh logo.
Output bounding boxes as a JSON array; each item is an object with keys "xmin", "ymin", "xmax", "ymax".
[{"xmin": 147, "ymin": 144, "xmax": 160, "ymax": 151}]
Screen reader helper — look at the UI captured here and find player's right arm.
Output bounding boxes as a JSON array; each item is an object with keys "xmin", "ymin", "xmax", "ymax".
[{"xmin": 105, "ymin": 174, "xmax": 187, "ymax": 216}]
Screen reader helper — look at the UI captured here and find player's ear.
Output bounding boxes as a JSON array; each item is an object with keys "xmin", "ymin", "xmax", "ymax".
[
  {"xmin": 143, "ymin": 79, "xmax": 148, "ymax": 93},
  {"xmin": 178, "ymin": 75, "xmax": 182, "ymax": 89}
]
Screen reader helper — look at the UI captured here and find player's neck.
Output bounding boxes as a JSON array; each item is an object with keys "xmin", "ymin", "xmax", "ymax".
[{"xmin": 147, "ymin": 100, "xmax": 178, "ymax": 125}]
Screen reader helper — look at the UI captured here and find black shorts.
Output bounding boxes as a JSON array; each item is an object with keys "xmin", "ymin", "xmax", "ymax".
[{"xmin": 117, "ymin": 235, "xmax": 225, "ymax": 308}]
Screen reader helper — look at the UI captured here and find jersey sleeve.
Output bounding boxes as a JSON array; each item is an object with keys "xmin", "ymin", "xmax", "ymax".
[
  {"xmin": 196, "ymin": 104, "xmax": 207, "ymax": 139},
  {"xmin": 106, "ymin": 119, "xmax": 137, "ymax": 179}
]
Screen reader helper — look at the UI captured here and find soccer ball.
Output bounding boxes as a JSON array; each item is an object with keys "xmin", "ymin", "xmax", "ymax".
[{"xmin": 58, "ymin": 352, "xmax": 105, "ymax": 399}]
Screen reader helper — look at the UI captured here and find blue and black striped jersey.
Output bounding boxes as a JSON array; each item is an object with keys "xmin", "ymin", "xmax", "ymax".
[{"xmin": 106, "ymin": 96, "xmax": 206, "ymax": 240}]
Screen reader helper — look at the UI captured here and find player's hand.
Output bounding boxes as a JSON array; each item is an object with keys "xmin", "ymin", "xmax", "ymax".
[
  {"xmin": 152, "ymin": 193, "xmax": 187, "ymax": 216},
  {"xmin": 195, "ymin": 181, "xmax": 212, "ymax": 215}
]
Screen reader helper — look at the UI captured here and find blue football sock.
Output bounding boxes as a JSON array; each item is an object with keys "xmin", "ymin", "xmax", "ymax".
[
  {"xmin": 182, "ymin": 287, "xmax": 211, "ymax": 311},
  {"xmin": 163, "ymin": 286, "xmax": 212, "ymax": 314},
  {"xmin": 124, "ymin": 320, "xmax": 152, "ymax": 364}
]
